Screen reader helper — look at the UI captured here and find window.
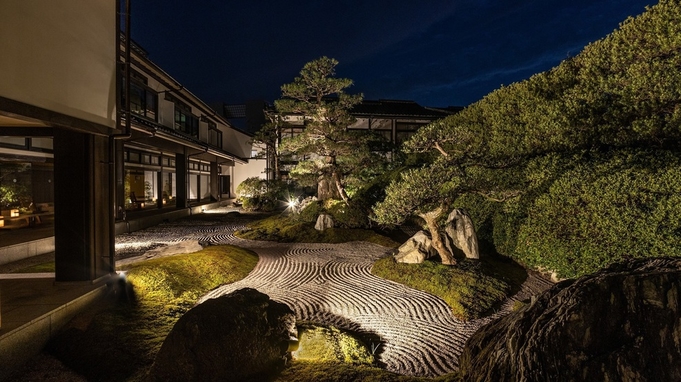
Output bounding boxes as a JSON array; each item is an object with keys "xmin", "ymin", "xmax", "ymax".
[
  {"xmin": 370, "ymin": 119, "xmax": 393, "ymax": 142},
  {"xmin": 0, "ymin": 137, "xmax": 28, "ymax": 148},
  {"xmin": 122, "ymin": 76, "xmax": 157, "ymax": 121},
  {"xmin": 174, "ymin": 102, "xmax": 199, "ymax": 138},
  {"xmin": 208, "ymin": 122, "xmax": 222, "ymax": 149},
  {"xmin": 395, "ymin": 122, "xmax": 425, "ymax": 146},
  {"xmin": 129, "ymin": 152, "xmax": 140, "ymax": 163}
]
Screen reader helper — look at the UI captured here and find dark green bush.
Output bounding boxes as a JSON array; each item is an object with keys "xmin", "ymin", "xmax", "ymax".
[
  {"xmin": 242, "ymin": 195, "xmax": 279, "ymax": 212},
  {"xmin": 514, "ymin": 149, "xmax": 681, "ymax": 278},
  {"xmin": 237, "ymin": 177, "xmax": 290, "ymax": 212},
  {"xmin": 236, "ymin": 177, "xmax": 266, "ymax": 199},
  {"xmin": 325, "ymin": 199, "xmax": 370, "ymax": 229},
  {"xmin": 298, "ymin": 200, "xmax": 322, "ymax": 223}
]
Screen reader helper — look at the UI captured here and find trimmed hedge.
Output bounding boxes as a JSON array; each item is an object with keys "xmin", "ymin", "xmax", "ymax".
[
  {"xmin": 514, "ymin": 149, "xmax": 681, "ymax": 278},
  {"xmin": 458, "ymin": 149, "xmax": 681, "ymax": 279}
]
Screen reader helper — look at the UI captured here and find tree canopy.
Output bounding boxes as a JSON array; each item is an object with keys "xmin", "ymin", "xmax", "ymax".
[
  {"xmin": 373, "ymin": 0, "xmax": 681, "ymax": 272},
  {"xmin": 275, "ymin": 57, "xmax": 383, "ymax": 203}
]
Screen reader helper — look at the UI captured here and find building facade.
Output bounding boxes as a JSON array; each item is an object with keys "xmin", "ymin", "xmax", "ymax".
[
  {"xmin": 0, "ymin": 1, "xmax": 254, "ymax": 281},
  {"xmin": 116, "ymin": 38, "xmax": 252, "ymax": 214},
  {"xmin": 274, "ymin": 99, "xmax": 459, "ymax": 179}
]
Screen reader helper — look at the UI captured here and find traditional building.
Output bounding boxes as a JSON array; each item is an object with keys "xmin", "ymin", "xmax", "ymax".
[
  {"xmin": 273, "ymin": 99, "xmax": 460, "ymax": 179},
  {"xmin": 117, "ymin": 38, "xmax": 252, "ymax": 213},
  {"xmin": 0, "ymin": 1, "xmax": 254, "ymax": 281}
]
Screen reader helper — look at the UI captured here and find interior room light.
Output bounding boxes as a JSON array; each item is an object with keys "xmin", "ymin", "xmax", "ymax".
[{"xmin": 10, "ymin": 209, "xmax": 19, "ymax": 217}]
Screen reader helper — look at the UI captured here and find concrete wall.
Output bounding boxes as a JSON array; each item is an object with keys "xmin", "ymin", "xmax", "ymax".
[
  {"xmin": 0, "ymin": 238, "xmax": 54, "ymax": 266},
  {"xmin": 0, "ymin": 282, "xmax": 109, "ymax": 382},
  {"xmin": 0, "ymin": 0, "xmax": 116, "ymax": 129}
]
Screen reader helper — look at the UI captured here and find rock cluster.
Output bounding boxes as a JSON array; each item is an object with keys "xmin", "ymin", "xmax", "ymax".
[
  {"xmin": 147, "ymin": 288, "xmax": 296, "ymax": 382},
  {"xmin": 459, "ymin": 257, "xmax": 681, "ymax": 382},
  {"xmin": 443, "ymin": 208, "xmax": 479, "ymax": 260},
  {"xmin": 315, "ymin": 213, "xmax": 334, "ymax": 231},
  {"xmin": 395, "ymin": 208, "xmax": 479, "ymax": 263},
  {"xmin": 394, "ymin": 230, "xmax": 437, "ymax": 263}
]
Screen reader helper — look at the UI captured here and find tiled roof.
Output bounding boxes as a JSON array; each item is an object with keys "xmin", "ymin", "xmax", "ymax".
[
  {"xmin": 223, "ymin": 104, "xmax": 246, "ymax": 119},
  {"xmin": 350, "ymin": 99, "xmax": 458, "ymax": 118}
]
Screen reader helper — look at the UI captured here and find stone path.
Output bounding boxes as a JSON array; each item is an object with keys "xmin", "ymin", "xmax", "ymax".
[{"xmin": 115, "ymin": 208, "xmax": 553, "ymax": 378}]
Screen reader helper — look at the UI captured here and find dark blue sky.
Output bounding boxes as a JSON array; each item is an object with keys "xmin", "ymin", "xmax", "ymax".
[{"xmin": 131, "ymin": 0, "xmax": 653, "ymax": 108}]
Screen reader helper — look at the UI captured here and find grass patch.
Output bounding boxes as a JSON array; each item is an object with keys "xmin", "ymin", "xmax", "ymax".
[
  {"xmin": 236, "ymin": 213, "xmax": 400, "ymax": 248},
  {"xmin": 47, "ymin": 245, "xmax": 258, "ymax": 382},
  {"xmin": 371, "ymin": 256, "xmax": 520, "ymax": 321}
]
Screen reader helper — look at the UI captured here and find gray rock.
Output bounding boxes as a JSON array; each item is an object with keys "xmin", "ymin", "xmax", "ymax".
[
  {"xmin": 147, "ymin": 288, "xmax": 296, "ymax": 382},
  {"xmin": 394, "ymin": 230, "xmax": 437, "ymax": 264},
  {"xmin": 315, "ymin": 213, "xmax": 334, "ymax": 231},
  {"xmin": 459, "ymin": 257, "xmax": 681, "ymax": 382},
  {"xmin": 292, "ymin": 196, "xmax": 317, "ymax": 215},
  {"xmin": 444, "ymin": 208, "xmax": 479, "ymax": 259}
]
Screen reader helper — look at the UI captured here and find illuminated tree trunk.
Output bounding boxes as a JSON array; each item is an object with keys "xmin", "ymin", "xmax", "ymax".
[
  {"xmin": 317, "ymin": 176, "xmax": 339, "ymax": 200},
  {"xmin": 332, "ymin": 169, "xmax": 349, "ymax": 205},
  {"xmin": 418, "ymin": 206, "xmax": 456, "ymax": 265}
]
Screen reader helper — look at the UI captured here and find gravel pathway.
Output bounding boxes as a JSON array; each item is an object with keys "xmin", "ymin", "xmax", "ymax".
[{"xmin": 116, "ymin": 208, "xmax": 553, "ymax": 378}]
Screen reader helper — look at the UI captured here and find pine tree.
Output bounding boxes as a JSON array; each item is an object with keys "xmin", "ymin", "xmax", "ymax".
[{"xmin": 275, "ymin": 56, "xmax": 372, "ymax": 204}]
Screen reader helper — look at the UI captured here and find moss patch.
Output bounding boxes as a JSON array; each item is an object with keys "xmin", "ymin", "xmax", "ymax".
[
  {"xmin": 46, "ymin": 245, "xmax": 258, "ymax": 382},
  {"xmin": 293, "ymin": 323, "xmax": 375, "ymax": 365},
  {"xmin": 236, "ymin": 213, "xmax": 399, "ymax": 248},
  {"xmin": 371, "ymin": 256, "xmax": 520, "ymax": 321}
]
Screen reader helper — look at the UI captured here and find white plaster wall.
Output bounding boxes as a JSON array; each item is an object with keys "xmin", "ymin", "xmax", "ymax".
[
  {"xmin": 158, "ymin": 99, "xmax": 175, "ymax": 129},
  {"xmin": 222, "ymin": 127, "xmax": 252, "ymax": 159},
  {"xmin": 0, "ymin": 0, "xmax": 116, "ymax": 128},
  {"xmin": 233, "ymin": 159, "xmax": 267, "ymax": 195}
]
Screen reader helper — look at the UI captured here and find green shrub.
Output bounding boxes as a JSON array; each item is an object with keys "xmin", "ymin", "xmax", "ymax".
[
  {"xmin": 325, "ymin": 199, "xmax": 370, "ymax": 229},
  {"xmin": 236, "ymin": 177, "xmax": 266, "ymax": 198},
  {"xmin": 236, "ymin": 214, "xmax": 399, "ymax": 247},
  {"xmin": 237, "ymin": 177, "xmax": 290, "ymax": 212},
  {"xmin": 298, "ymin": 199, "xmax": 322, "ymax": 223},
  {"xmin": 513, "ymin": 149, "xmax": 681, "ymax": 278},
  {"xmin": 241, "ymin": 193, "xmax": 280, "ymax": 212}
]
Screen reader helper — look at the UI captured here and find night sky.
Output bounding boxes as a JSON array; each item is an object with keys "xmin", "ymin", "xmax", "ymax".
[{"xmin": 131, "ymin": 0, "xmax": 653, "ymax": 108}]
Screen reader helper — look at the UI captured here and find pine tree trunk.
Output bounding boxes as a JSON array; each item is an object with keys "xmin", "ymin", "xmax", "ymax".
[
  {"xmin": 419, "ymin": 207, "xmax": 456, "ymax": 265},
  {"xmin": 332, "ymin": 170, "xmax": 349, "ymax": 205},
  {"xmin": 273, "ymin": 147, "xmax": 280, "ymax": 180},
  {"xmin": 317, "ymin": 176, "xmax": 339, "ymax": 200}
]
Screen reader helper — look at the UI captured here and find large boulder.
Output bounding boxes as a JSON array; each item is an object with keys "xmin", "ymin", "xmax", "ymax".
[
  {"xmin": 459, "ymin": 257, "xmax": 681, "ymax": 382},
  {"xmin": 443, "ymin": 208, "xmax": 479, "ymax": 259},
  {"xmin": 147, "ymin": 288, "xmax": 296, "ymax": 382},
  {"xmin": 315, "ymin": 213, "xmax": 334, "ymax": 231},
  {"xmin": 394, "ymin": 230, "xmax": 437, "ymax": 264}
]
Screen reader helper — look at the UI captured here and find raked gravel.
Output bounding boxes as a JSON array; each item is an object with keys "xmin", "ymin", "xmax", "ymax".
[{"xmin": 115, "ymin": 208, "xmax": 553, "ymax": 377}]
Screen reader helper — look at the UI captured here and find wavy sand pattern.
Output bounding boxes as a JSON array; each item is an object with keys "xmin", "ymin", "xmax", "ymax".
[{"xmin": 116, "ymin": 209, "xmax": 552, "ymax": 377}]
